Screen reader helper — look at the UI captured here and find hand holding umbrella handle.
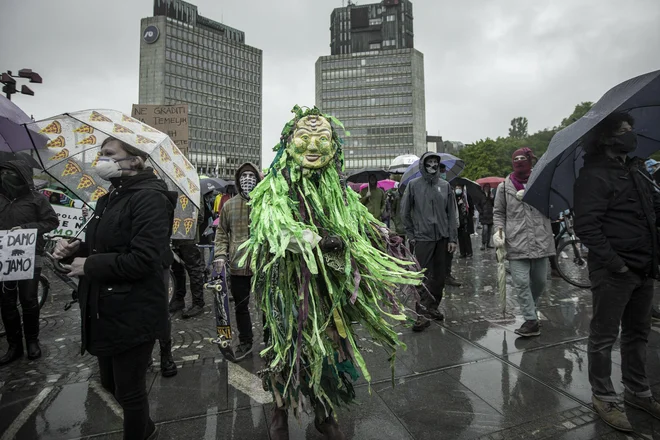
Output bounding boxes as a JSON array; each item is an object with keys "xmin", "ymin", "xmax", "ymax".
[{"xmin": 48, "ymin": 237, "xmax": 82, "ymax": 274}]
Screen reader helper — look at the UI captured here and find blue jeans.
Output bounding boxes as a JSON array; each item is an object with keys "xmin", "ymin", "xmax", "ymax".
[{"xmin": 509, "ymin": 258, "xmax": 548, "ymax": 321}]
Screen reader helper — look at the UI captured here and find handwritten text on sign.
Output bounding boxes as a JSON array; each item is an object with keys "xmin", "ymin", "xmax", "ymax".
[
  {"xmin": 50, "ymin": 205, "xmax": 86, "ymax": 240},
  {"xmin": 0, "ymin": 229, "xmax": 37, "ymax": 281},
  {"xmin": 131, "ymin": 104, "xmax": 189, "ymax": 157}
]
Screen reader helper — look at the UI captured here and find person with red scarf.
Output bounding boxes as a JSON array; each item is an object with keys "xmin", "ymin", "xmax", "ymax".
[{"xmin": 492, "ymin": 148, "xmax": 555, "ymax": 337}]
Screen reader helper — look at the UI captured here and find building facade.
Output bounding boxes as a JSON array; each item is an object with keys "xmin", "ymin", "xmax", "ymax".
[
  {"xmin": 317, "ymin": 0, "xmax": 425, "ymax": 171},
  {"xmin": 139, "ymin": 0, "xmax": 262, "ymax": 178}
]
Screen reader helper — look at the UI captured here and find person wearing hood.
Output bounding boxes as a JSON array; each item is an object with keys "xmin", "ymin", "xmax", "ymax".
[
  {"xmin": 0, "ymin": 160, "xmax": 59, "ymax": 365},
  {"xmin": 401, "ymin": 152, "xmax": 458, "ymax": 332},
  {"xmin": 359, "ymin": 174, "xmax": 385, "ymax": 220},
  {"xmin": 477, "ymin": 184, "xmax": 495, "ymax": 251},
  {"xmin": 574, "ymin": 113, "xmax": 660, "ymax": 432},
  {"xmin": 53, "ymin": 137, "xmax": 176, "ymax": 440},
  {"xmin": 213, "ymin": 162, "xmax": 261, "ymax": 360},
  {"xmin": 454, "ymin": 184, "xmax": 474, "ymax": 258},
  {"xmin": 493, "ymin": 147, "xmax": 554, "ymax": 339}
]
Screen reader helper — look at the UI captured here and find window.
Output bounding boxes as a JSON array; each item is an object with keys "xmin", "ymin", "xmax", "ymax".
[
  {"xmin": 386, "ymin": 15, "xmax": 395, "ymax": 22},
  {"xmin": 369, "ymin": 42, "xmax": 381, "ymax": 50}
]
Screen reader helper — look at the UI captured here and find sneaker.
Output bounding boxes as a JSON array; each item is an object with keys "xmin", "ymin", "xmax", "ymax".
[
  {"xmin": 235, "ymin": 342, "xmax": 253, "ymax": 360},
  {"xmin": 160, "ymin": 355, "xmax": 178, "ymax": 378},
  {"xmin": 446, "ymin": 276, "xmax": 462, "ymax": 287},
  {"xmin": 624, "ymin": 390, "xmax": 660, "ymax": 420},
  {"xmin": 480, "ymin": 245, "xmax": 486, "ymax": 251},
  {"xmin": 592, "ymin": 395, "xmax": 633, "ymax": 432},
  {"xmin": 168, "ymin": 298, "xmax": 185, "ymax": 313},
  {"xmin": 412, "ymin": 316, "xmax": 431, "ymax": 332},
  {"xmin": 653, "ymin": 308, "xmax": 660, "ymax": 323},
  {"xmin": 182, "ymin": 304, "xmax": 204, "ymax": 319},
  {"xmin": 514, "ymin": 320, "xmax": 541, "ymax": 337}
]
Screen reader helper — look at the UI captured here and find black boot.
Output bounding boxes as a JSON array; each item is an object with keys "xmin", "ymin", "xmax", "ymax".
[
  {"xmin": 0, "ymin": 309, "xmax": 24, "ymax": 366},
  {"xmin": 269, "ymin": 407, "xmax": 289, "ymax": 440},
  {"xmin": 22, "ymin": 305, "xmax": 42, "ymax": 360},
  {"xmin": 159, "ymin": 339, "xmax": 178, "ymax": 378}
]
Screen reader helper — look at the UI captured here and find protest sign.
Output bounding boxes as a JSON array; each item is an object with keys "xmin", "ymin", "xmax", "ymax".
[
  {"xmin": 50, "ymin": 205, "xmax": 86, "ymax": 240},
  {"xmin": 0, "ymin": 229, "xmax": 37, "ymax": 281},
  {"xmin": 131, "ymin": 104, "xmax": 189, "ymax": 156}
]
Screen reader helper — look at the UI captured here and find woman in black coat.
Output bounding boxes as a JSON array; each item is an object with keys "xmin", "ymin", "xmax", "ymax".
[
  {"xmin": 477, "ymin": 184, "xmax": 495, "ymax": 250},
  {"xmin": 54, "ymin": 137, "xmax": 177, "ymax": 440}
]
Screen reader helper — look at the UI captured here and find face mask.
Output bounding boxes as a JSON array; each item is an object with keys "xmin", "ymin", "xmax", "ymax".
[
  {"xmin": 611, "ymin": 131, "xmax": 638, "ymax": 154},
  {"xmin": 239, "ymin": 172, "xmax": 257, "ymax": 195},
  {"xmin": 455, "ymin": 189, "xmax": 463, "ymax": 196},
  {"xmin": 1, "ymin": 173, "xmax": 25, "ymax": 198},
  {"xmin": 439, "ymin": 172, "xmax": 447, "ymax": 181},
  {"xmin": 96, "ymin": 157, "xmax": 132, "ymax": 181},
  {"xmin": 425, "ymin": 162, "xmax": 439, "ymax": 174}
]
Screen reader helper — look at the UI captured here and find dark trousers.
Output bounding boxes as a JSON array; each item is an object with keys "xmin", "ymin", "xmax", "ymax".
[
  {"xmin": 0, "ymin": 267, "xmax": 42, "ymax": 344},
  {"xmin": 588, "ymin": 268, "xmax": 654, "ymax": 401},
  {"xmin": 172, "ymin": 242, "xmax": 205, "ymax": 307},
  {"xmin": 481, "ymin": 224, "xmax": 493, "ymax": 246},
  {"xmin": 98, "ymin": 340, "xmax": 156, "ymax": 440},
  {"xmin": 446, "ymin": 249, "xmax": 454, "ymax": 278},
  {"xmin": 230, "ymin": 275, "xmax": 253, "ymax": 343},
  {"xmin": 458, "ymin": 228, "xmax": 473, "ymax": 256},
  {"xmin": 415, "ymin": 239, "xmax": 448, "ymax": 312}
]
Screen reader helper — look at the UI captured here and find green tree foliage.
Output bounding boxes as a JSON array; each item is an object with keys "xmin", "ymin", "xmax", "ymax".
[
  {"xmin": 508, "ymin": 117, "xmax": 529, "ymax": 139},
  {"xmin": 457, "ymin": 102, "xmax": 594, "ymax": 180}
]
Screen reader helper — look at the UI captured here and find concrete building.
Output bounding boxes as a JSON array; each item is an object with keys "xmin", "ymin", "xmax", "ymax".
[
  {"xmin": 316, "ymin": 1, "xmax": 425, "ymax": 171},
  {"xmin": 139, "ymin": 0, "xmax": 262, "ymax": 178}
]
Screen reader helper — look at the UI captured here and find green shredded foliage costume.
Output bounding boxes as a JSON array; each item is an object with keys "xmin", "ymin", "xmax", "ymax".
[{"xmin": 240, "ymin": 106, "xmax": 423, "ymax": 418}]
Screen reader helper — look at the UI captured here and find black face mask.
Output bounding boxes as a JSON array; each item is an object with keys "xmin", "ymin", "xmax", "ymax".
[
  {"xmin": 610, "ymin": 131, "xmax": 638, "ymax": 154},
  {"xmin": 1, "ymin": 173, "xmax": 26, "ymax": 199}
]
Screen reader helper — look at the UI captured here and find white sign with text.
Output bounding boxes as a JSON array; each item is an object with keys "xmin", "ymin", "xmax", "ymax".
[
  {"xmin": 50, "ymin": 205, "xmax": 86, "ymax": 240},
  {"xmin": 0, "ymin": 229, "xmax": 37, "ymax": 281}
]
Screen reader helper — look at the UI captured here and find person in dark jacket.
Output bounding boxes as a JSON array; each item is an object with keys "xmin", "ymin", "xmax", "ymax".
[
  {"xmin": 454, "ymin": 184, "xmax": 473, "ymax": 258},
  {"xmin": 574, "ymin": 112, "xmax": 660, "ymax": 432},
  {"xmin": 0, "ymin": 160, "xmax": 58, "ymax": 365},
  {"xmin": 53, "ymin": 137, "xmax": 176, "ymax": 440},
  {"xmin": 477, "ymin": 184, "xmax": 495, "ymax": 250},
  {"xmin": 401, "ymin": 152, "xmax": 458, "ymax": 332}
]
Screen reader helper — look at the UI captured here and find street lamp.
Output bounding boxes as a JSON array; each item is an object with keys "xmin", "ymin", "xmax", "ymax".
[{"xmin": 1, "ymin": 69, "xmax": 42, "ymax": 100}]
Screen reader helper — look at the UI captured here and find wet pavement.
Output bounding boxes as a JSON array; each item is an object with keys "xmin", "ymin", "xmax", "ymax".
[{"xmin": 2, "ymin": 234, "xmax": 660, "ymax": 439}]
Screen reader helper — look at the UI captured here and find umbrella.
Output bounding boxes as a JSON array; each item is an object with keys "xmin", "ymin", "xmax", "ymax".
[
  {"xmin": 358, "ymin": 179, "xmax": 397, "ymax": 192},
  {"xmin": 523, "ymin": 69, "xmax": 660, "ymax": 218},
  {"xmin": 0, "ymin": 151, "xmax": 42, "ymax": 169},
  {"xmin": 388, "ymin": 154, "xmax": 419, "ymax": 174},
  {"xmin": 452, "ymin": 177, "xmax": 486, "ymax": 206},
  {"xmin": 476, "ymin": 176, "xmax": 505, "ymax": 188},
  {"xmin": 0, "ymin": 96, "xmax": 48, "ymax": 153},
  {"xmin": 25, "ymin": 109, "xmax": 201, "ymax": 240},
  {"xmin": 200, "ymin": 177, "xmax": 229, "ymax": 195},
  {"xmin": 401, "ymin": 153, "xmax": 464, "ymax": 187},
  {"xmin": 346, "ymin": 168, "xmax": 390, "ymax": 184}
]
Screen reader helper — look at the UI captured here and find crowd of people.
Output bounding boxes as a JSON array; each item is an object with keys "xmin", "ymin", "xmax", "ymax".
[{"xmin": 1, "ymin": 111, "xmax": 660, "ymax": 438}]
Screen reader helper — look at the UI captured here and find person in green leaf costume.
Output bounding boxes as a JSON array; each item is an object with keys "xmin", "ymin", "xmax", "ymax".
[{"xmin": 239, "ymin": 106, "xmax": 424, "ymax": 439}]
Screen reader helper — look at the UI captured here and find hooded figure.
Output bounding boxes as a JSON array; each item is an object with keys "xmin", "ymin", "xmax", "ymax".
[
  {"xmin": 213, "ymin": 162, "xmax": 262, "ymax": 360},
  {"xmin": 401, "ymin": 152, "xmax": 458, "ymax": 332},
  {"xmin": 0, "ymin": 160, "xmax": 59, "ymax": 365}
]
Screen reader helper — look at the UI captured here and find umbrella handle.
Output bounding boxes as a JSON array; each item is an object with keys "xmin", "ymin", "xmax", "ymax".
[
  {"xmin": 46, "ymin": 237, "xmax": 82, "ymax": 274},
  {"xmin": 499, "ymin": 228, "xmax": 503, "ymax": 238}
]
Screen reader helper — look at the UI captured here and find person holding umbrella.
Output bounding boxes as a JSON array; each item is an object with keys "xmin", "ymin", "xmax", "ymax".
[
  {"xmin": 454, "ymin": 183, "xmax": 474, "ymax": 258},
  {"xmin": 0, "ymin": 161, "xmax": 59, "ymax": 365},
  {"xmin": 574, "ymin": 113, "xmax": 660, "ymax": 432},
  {"xmin": 360, "ymin": 174, "xmax": 385, "ymax": 220},
  {"xmin": 493, "ymin": 148, "xmax": 555, "ymax": 338},
  {"xmin": 52, "ymin": 137, "xmax": 177, "ymax": 440}
]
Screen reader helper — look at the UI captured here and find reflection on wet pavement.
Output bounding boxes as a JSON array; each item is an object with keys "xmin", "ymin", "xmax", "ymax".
[{"xmin": 1, "ymin": 241, "xmax": 658, "ymax": 439}]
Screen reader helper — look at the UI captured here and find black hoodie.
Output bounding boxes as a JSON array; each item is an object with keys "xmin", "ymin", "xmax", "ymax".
[
  {"xmin": 0, "ymin": 160, "xmax": 59, "ymax": 255},
  {"xmin": 76, "ymin": 169, "xmax": 178, "ymax": 356}
]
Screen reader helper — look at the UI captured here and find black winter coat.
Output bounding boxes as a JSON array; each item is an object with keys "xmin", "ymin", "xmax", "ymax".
[
  {"xmin": 477, "ymin": 194, "xmax": 495, "ymax": 225},
  {"xmin": 574, "ymin": 154, "xmax": 660, "ymax": 278},
  {"xmin": 0, "ymin": 160, "xmax": 58, "ymax": 255},
  {"xmin": 76, "ymin": 170, "xmax": 177, "ymax": 356}
]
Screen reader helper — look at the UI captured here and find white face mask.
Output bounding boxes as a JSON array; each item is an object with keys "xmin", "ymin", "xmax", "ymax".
[
  {"xmin": 455, "ymin": 189, "xmax": 463, "ymax": 196},
  {"xmin": 96, "ymin": 157, "xmax": 132, "ymax": 181},
  {"xmin": 239, "ymin": 171, "xmax": 257, "ymax": 195}
]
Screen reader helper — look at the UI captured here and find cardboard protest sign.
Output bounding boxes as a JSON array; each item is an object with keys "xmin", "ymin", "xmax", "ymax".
[
  {"xmin": 0, "ymin": 229, "xmax": 37, "ymax": 282},
  {"xmin": 131, "ymin": 104, "xmax": 189, "ymax": 157},
  {"xmin": 50, "ymin": 205, "xmax": 86, "ymax": 240}
]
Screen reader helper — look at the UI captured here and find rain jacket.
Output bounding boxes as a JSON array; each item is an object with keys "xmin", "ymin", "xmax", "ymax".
[
  {"xmin": 387, "ymin": 188, "xmax": 405, "ymax": 235},
  {"xmin": 360, "ymin": 186, "xmax": 385, "ymax": 220},
  {"xmin": 574, "ymin": 154, "xmax": 660, "ymax": 278},
  {"xmin": 401, "ymin": 152, "xmax": 458, "ymax": 243},
  {"xmin": 477, "ymin": 192, "xmax": 495, "ymax": 225},
  {"xmin": 0, "ymin": 160, "xmax": 58, "ymax": 256},
  {"xmin": 214, "ymin": 162, "xmax": 261, "ymax": 277},
  {"xmin": 74, "ymin": 169, "xmax": 177, "ymax": 356},
  {"xmin": 493, "ymin": 176, "xmax": 555, "ymax": 260}
]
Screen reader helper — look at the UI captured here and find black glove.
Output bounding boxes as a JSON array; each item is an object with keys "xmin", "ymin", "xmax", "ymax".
[{"xmin": 319, "ymin": 235, "xmax": 344, "ymax": 252}]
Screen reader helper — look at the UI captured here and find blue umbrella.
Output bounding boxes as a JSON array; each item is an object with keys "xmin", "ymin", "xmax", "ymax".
[
  {"xmin": 401, "ymin": 153, "xmax": 464, "ymax": 187},
  {"xmin": 0, "ymin": 96, "xmax": 46, "ymax": 153},
  {"xmin": 523, "ymin": 69, "xmax": 660, "ymax": 219}
]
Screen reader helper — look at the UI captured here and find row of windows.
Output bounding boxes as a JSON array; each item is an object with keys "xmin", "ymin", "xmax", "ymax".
[
  {"xmin": 321, "ymin": 54, "xmax": 413, "ymax": 70},
  {"xmin": 164, "ymin": 87, "xmax": 259, "ymax": 116},
  {"xmin": 188, "ymin": 116, "xmax": 259, "ymax": 138},
  {"xmin": 343, "ymin": 136, "xmax": 413, "ymax": 148},
  {"xmin": 165, "ymin": 36, "xmax": 260, "ymax": 73},
  {"xmin": 321, "ymin": 75, "xmax": 413, "ymax": 91},
  {"xmin": 164, "ymin": 59, "xmax": 260, "ymax": 95},
  {"xmin": 185, "ymin": 102, "xmax": 260, "ymax": 128},
  {"xmin": 189, "ymin": 142, "xmax": 259, "ymax": 157},
  {"xmin": 164, "ymin": 75, "xmax": 260, "ymax": 107},
  {"xmin": 322, "ymin": 85, "xmax": 412, "ymax": 100},
  {"xmin": 321, "ymin": 65, "xmax": 411, "ymax": 81},
  {"xmin": 331, "ymin": 115, "xmax": 414, "ymax": 126},
  {"xmin": 166, "ymin": 24, "xmax": 260, "ymax": 63},
  {"xmin": 188, "ymin": 127, "xmax": 259, "ymax": 146},
  {"xmin": 165, "ymin": 50, "xmax": 261, "ymax": 86},
  {"xmin": 324, "ymin": 95, "xmax": 413, "ymax": 109},
  {"xmin": 346, "ymin": 126, "xmax": 414, "ymax": 137},
  {"xmin": 329, "ymin": 105, "xmax": 413, "ymax": 118}
]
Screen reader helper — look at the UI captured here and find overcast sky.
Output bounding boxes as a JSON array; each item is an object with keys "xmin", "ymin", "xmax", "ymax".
[{"xmin": 2, "ymin": 0, "xmax": 659, "ymax": 166}]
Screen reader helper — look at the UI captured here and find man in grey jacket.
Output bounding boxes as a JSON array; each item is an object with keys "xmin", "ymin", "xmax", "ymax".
[{"xmin": 401, "ymin": 152, "xmax": 458, "ymax": 332}]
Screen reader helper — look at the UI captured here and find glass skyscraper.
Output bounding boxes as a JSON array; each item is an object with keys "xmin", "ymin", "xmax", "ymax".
[{"xmin": 139, "ymin": 0, "xmax": 262, "ymax": 178}]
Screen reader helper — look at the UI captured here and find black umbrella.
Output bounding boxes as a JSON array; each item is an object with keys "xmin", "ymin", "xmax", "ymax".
[
  {"xmin": 0, "ymin": 150, "xmax": 42, "ymax": 169},
  {"xmin": 200, "ymin": 177, "xmax": 229, "ymax": 195},
  {"xmin": 346, "ymin": 168, "xmax": 390, "ymax": 184},
  {"xmin": 452, "ymin": 177, "xmax": 486, "ymax": 206},
  {"xmin": 523, "ymin": 69, "xmax": 660, "ymax": 218}
]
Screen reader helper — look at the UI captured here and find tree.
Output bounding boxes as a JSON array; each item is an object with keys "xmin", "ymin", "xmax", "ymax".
[
  {"xmin": 559, "ymin": 102, "xmax": 593, "ymax": 129},
  {"xmin": 508, "ymin": 117, "xmax": 529, "ymax": 139}
]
